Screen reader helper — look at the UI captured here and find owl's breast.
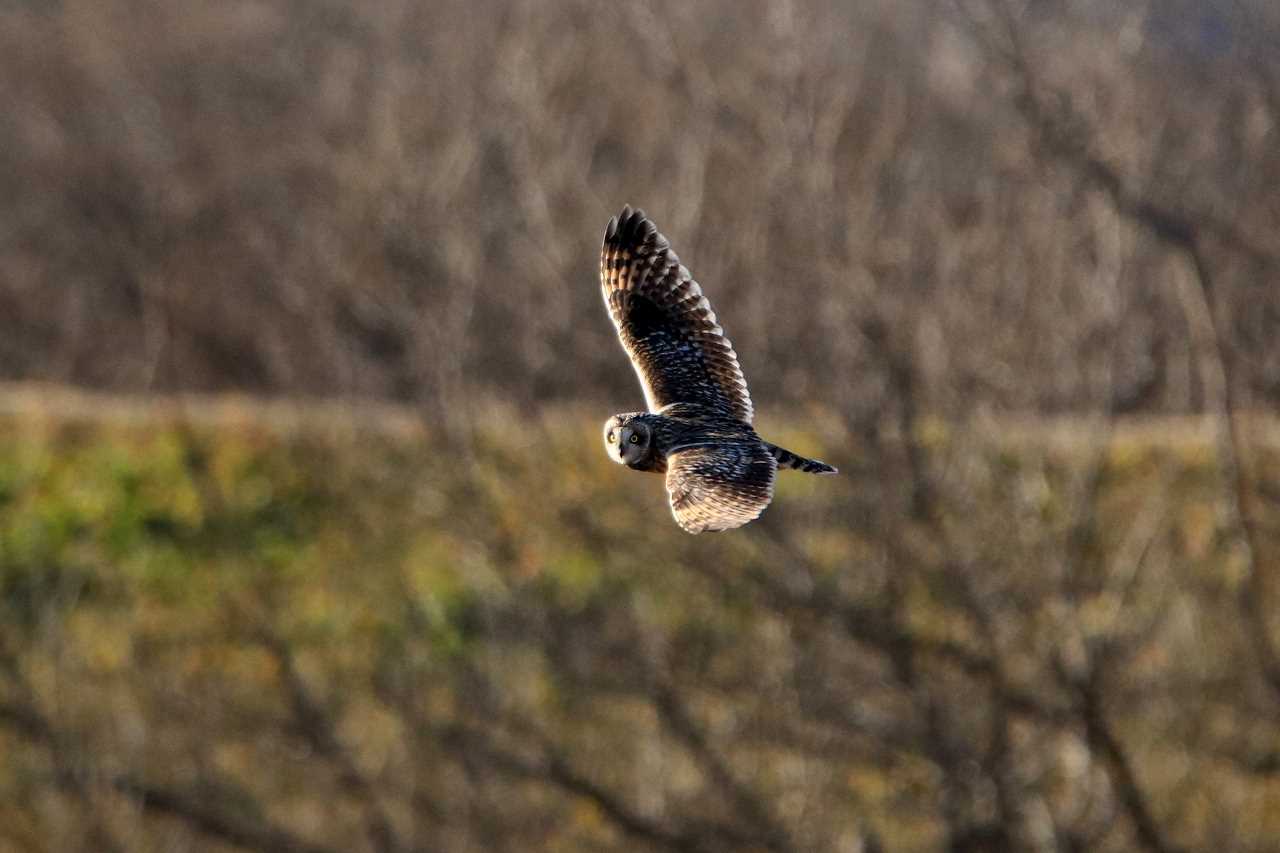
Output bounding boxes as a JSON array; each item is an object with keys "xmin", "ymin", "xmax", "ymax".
[{"xmin": 626, "ymin": 454, "xmax": 667, "ymax": 474}]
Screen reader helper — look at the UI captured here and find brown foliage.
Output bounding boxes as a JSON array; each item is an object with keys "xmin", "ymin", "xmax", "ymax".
[{"xmin": 1, "ymin": 0, "xmax": 1278, "ymax": 424}]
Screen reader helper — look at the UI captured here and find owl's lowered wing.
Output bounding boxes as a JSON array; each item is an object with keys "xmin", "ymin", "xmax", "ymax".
[
  {"xmin": 666, "ymin": 443, "xmax": 776, "ymax": 534},
  {"xmin": 601, "ymin": 206, "xmax": 753, "ymax": 423}
]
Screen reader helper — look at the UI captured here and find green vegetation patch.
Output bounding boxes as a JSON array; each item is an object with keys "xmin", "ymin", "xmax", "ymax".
[{"xmin": 1, "ymin": 399, "xmax": 1279, "ymax": 851}]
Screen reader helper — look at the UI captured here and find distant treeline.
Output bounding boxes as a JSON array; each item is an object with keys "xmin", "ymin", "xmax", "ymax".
[{"xmin": 1, "ymin": 0, "xmax": 1277, "ymax": 424}]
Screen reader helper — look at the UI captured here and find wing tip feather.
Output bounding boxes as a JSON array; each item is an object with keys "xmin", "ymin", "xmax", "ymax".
[
  {"xmin": 599, "ymin": 204, "xmax": 756, "ymax": 426},
  {"xmin": 605, "ymin": 205, "xmax": 660, "ymax": 252}
]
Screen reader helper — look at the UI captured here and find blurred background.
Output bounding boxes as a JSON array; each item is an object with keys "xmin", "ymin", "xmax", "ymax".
[{"xmin": 2, "ymin": 0, "xmax": 1279, "ymax": 850}]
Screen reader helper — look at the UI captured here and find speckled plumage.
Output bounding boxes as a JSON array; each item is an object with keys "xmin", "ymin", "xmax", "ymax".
[
  {"xmin": 600, "ymin": 206, "xmax": 837, "ymax": 534},
  {"xmin": 601, "ymin": 208, "xmax": 752, "ymax": 423}
]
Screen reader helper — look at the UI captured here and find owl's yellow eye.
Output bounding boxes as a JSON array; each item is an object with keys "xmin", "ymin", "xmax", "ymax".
[
  {"xmin": 629, "ymin": 434, "xmax": 640, "ymax": 444},
  {"xmin": 607, "ymin": 432, "xmax": 616, "ymax": 443}
]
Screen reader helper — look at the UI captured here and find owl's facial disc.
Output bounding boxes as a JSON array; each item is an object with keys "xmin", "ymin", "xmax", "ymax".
[{"xmin": 604, "ymin": 415, "xmax": 650, "ymax": 467}]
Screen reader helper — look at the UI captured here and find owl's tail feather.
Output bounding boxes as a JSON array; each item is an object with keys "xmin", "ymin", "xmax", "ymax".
[{"xmin": 766, "ymin": 443, "xmax": 837, "ymax": 475}]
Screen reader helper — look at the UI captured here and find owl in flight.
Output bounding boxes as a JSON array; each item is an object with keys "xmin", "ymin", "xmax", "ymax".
[{"xmin": 600, "ymin": 206, "xmax": 836, "ymax": 533}]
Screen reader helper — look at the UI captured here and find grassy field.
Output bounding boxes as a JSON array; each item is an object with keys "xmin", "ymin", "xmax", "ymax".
[{"xmin": 1, "ymin": 385, "xmax": 1278, "ymax": 852}]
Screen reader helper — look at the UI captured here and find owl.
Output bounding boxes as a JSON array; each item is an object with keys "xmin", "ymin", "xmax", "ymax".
[{"xmin": 600, "ymin": 206, "xmax": 836, "ymax": 534}]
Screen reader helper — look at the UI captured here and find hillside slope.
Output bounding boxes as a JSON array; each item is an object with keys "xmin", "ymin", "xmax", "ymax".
[{"xmin": 1, "ymin": 386, "xmax": 1277, "ymax": 852}]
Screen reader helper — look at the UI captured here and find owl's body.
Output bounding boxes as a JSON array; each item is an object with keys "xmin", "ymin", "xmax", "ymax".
[{"xmin": 599, "ymin": 206, "xmax": 835, "ymax": 534}]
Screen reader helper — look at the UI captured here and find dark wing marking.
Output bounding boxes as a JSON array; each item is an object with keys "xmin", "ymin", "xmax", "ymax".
[
  {"xmin": 601, "ymin": 206, "xmax": 753, "ymax": 423},
  {"xmin": 665, "ymin": 442, "xmax": 776, "ymax": 533}
]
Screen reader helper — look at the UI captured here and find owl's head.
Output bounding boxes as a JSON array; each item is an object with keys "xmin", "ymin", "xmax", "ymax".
[{"xmin": 604, "ymin": 413, "xmax": 656, "ymax": 470}]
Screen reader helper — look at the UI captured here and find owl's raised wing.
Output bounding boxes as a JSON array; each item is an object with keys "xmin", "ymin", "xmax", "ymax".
[
  {"xmin": 601, "ymin": 206, "xmax": 753, "ymax": 424},
  {"xmin": 665, "ymin": 442, "xmax": 776, "ymax": 534}
]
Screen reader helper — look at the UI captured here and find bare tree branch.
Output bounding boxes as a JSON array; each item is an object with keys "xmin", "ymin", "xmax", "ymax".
[
  {"xmin": 256, "ymin": 626, "xmax": 410, "ymax": 853},
  {"xmin": 1074, "ymin": 670, "xmax": 1184, "ymax": 853},
  {"xmin": 436, "ymin": 721, "xmax": 713, "ymax": 853},
  {"xmin": 648, "ymin": 676, "xmax": 797, "ymax": 853},
  {"xmin": 0, "ymin": 699, "xmax": 340, "ymax": 853}
]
